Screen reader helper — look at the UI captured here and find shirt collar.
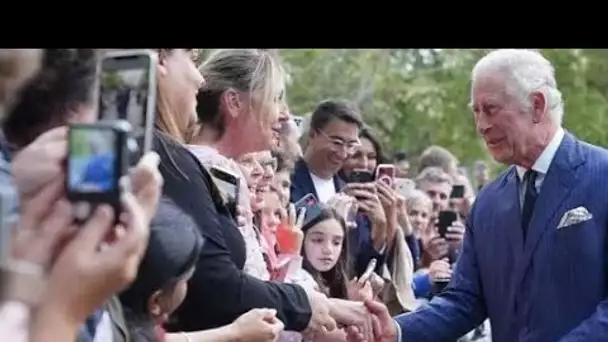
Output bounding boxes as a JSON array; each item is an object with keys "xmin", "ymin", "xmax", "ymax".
[{"xmin": 516, "ymin": 127, "xmax": 565, "ymax": 180}]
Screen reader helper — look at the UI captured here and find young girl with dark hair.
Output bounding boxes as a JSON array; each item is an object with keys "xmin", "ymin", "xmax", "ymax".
[{"xmin": 297, "ymin": 206, "xmax": 374, "ymax": 342}]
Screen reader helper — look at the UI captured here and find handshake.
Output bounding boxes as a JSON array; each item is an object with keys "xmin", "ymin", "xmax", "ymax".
[{"xmin": 306, "ymin": 291, "xmax": 399, "ymax": 342}]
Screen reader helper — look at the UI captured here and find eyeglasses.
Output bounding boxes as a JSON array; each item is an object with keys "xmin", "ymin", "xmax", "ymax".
[{"xmin": 318, "ymin": 130, "xmax": 360, "ymax": 154}]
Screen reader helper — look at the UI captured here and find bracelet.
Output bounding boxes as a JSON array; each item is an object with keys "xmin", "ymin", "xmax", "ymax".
[
  {"xmin": 0, "ymin": 259, "xmax": 45, "ymax": 307},
  {"xmin": 180, "ymin": 332, "xmax": 192, "ymax": 342}
]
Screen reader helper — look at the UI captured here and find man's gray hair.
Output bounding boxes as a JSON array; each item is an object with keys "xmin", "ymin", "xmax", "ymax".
[
  {"xmin": 471, "ymin": 49, "xmax": 564, "ymax": 126},
  {"xmin": 415, "ymin": 166, "xmax": 453, "ymax": 187}
]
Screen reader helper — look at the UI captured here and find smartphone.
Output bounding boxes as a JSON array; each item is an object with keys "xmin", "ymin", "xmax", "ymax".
[
  {"xmin": 66, "ymin": 121, "xmax": 131, "ymax": 222},
  {"xmin": 345, "ymin": 201, "xmax": 358, "ymax": 228},
  {"xmin": 294, "ymin": 193, "xmax": 318, "ymax": 208},
  {"xmin": 348, "ymin": 170, "xmax": 374, "ymax": 184},
  {"xmin": 294, "ymin": 193, "xmax": 322, "ymax": 226},
  {"xmin": 375, "ymin": 164, "xmax": 396, "ymax": 188},
  {"xmin": 360, "ymin": 258, "xmax": 377, "ymax": 282},
  {"xmin": 209, "ymin": 166, "xmax": 240, "ymax": 220},
  {"xmin": 437, "ymin": 210, "xmax": 458, "ymax": 238},
  {"xmin": 434, "ymin": 278, "xmax": 450, "ymax": 293},
  {"xmin": 97, "ymin": 50, "xmax": 158, "ymax": 160},
  {"xmin": 394, "ymin": 178, "xmax": 416, "ymax": 197},
  {"xmin": 450, "ymin": 185, "xmax": 465, "ymax": 199}
]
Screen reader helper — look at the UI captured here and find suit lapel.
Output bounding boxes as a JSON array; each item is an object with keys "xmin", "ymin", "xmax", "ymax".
[
  {"xmin": 515, "ymin": 133, "xmax": 584, "ymax": 284},
  {"xmin": 292, "ymin": 158, "xmax": 319, "ymax": 201},
  {"xmin": 334, "ymin": 174, "xmax": 346, "ymax": 192}
]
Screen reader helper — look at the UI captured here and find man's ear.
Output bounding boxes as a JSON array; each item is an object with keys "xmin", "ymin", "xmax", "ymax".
[{"xmin": 531, "ymin": 91, "xmax": 547, "ymax": 123}]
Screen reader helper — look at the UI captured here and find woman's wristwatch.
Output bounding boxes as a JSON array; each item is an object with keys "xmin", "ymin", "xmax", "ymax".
[{"xmin": 0, "ymin": 259, "xmax": 45, "ymax": 307}]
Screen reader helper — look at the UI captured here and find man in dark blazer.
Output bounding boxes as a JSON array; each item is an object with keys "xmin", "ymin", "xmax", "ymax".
[
  {"xmin": 354, "ymin": 49, "xmax": 608, "ymax": 342},
  {"xmin": 291, "ymin": 99, "xmax": 388, "ymax": 277}
]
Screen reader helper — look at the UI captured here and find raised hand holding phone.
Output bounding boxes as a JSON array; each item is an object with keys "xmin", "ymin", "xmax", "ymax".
[
  {"xmin": 327, "ymin": 193, "xmax": 358, "ymax": 229},
  {"xmin": 276, "ymin": 204, "xmax": 306, "ymax": 254},
  {"xmin": 347, "ymin": 258, "xmax": 378, "ymax": 301},
  {"xmin": 343, "ymin": 183, "xmax": 387, "ymax": 251}
]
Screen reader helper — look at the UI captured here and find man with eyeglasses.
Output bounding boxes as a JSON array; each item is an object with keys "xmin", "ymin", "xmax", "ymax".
[{"xmin": 290, "ymin": 99, "xmax": 388, "ymax": 278}]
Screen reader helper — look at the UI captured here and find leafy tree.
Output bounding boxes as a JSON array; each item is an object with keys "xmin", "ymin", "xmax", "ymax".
[
  {"xmin": 195, "ymin": 49, "xmax": 608, "ymax": 177},
  {"xmin": 279, "ymin": 48, "xmax": 608, "ymax": 176}
]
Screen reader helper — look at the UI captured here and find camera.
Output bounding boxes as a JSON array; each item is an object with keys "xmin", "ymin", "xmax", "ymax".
[{"xmin": 65, "ymin": 120, "xmax": 132, "ymax": 223}]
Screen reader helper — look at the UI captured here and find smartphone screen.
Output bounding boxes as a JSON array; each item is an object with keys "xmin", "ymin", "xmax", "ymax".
[
  {"xmin": 375, "ymin": 164, "xmax": 396, "ymax": 188},
  {"xmin": 450, "ymin": 185, "xmax": 465, "ymax": 198},
  {"xmin": 98, "ymin": 50, "xmax": 157, "ymax": 154},
  {"xmin": 209, "ymin": 166, "xmax": 240, "ymax": 218},
  {"xmin": 349, "ymin": 170, "xmax": 374, "ymax": 183},
  {"xmin": 67, "ymin": 125, "xmax": 119, "ymax": 195},
  {"xmin": 437, "ymin": 210, "xmax": 458, "ymax": 238}
]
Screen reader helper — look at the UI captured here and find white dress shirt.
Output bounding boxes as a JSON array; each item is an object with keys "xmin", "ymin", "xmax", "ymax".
[{"xmin": 515, "ymin": 127, "xmax": 564, "ymax": 206}]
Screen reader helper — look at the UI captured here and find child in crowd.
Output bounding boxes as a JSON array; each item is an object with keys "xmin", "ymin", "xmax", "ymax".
[
  {"xmin": 119, "ymin": 198, "xmax": 203, "ymax": 341},
  {"xmin": 259, "ymin": 188, "xmax": 317, "ymax": 289},
  {"xmin": 299, "ymin": 206, "xmax": 375, "ymax": 341}
]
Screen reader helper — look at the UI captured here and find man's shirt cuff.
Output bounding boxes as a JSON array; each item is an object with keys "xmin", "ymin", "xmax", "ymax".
[{"xmin": 394, "ymin": 319, "xmax": 402, "ymax": 342}]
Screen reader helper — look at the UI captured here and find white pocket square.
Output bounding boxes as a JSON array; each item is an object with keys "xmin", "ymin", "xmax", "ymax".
[{"xmin": 557, "ymin": 206, "xmax": 593, "ymax": 229}]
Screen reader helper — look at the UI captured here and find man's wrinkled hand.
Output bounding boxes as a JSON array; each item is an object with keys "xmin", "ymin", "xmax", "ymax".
[
  {"xmin": 345, "ymin": 299, "xmax": 397, "ymax": 342},
  {"xmin": 329, "ymin": 298, "xmax": 374, "ymax": 341},
  {"xmin": 304, "ymin": 290, "xmax": 337, "ymax": 336}
]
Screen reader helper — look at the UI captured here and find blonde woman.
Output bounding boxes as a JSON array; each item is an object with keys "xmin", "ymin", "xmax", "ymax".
[
  {"xmin": 187, "ymin": 49, "xmax": 286, "ymax": 281},
  {"xmin": 152, "ymin": 49, "xmax": 347, "ymax": 337}
]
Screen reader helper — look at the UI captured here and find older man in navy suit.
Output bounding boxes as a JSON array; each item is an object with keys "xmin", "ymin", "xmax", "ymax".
[{"xmin": 349, "ymin": 49, "xmax": 608, "ymax": 342}]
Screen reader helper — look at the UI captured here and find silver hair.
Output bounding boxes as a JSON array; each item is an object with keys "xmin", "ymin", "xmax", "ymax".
[
  {"xmin": 415, "ymin": 166, "xmax": 453, "ymax": 187},
  {"xmin": 405, "ymin": 189, "xmax": 432, "ymax": 211},
  {"xmin": 471, "ymin": 49, "xmax": 564, "ymax": 126}
]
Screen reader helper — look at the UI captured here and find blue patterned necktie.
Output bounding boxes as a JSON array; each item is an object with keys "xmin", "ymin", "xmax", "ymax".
[{"xmin": 521, "ymin": 170, "xmax": 538, "ymax": 240}]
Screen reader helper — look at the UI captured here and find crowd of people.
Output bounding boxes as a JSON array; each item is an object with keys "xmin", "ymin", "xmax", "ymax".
[{"xmin": 0, "ymin": 48, "xmax": 607, "ymax": 342}]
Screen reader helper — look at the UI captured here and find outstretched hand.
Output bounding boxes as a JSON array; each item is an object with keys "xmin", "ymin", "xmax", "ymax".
[{"xmin": 344, "ymin": 299, "xmax": 397, "ymax": 342}]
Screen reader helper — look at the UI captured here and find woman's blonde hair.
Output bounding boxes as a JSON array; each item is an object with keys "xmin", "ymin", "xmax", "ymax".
[
  {"xmin": 155, "ymin": 49, "xmax": 195, "ymax": 143},
  {"xmin": 193, "ymin": 49, "xmax": 285, "ymax": 141}
]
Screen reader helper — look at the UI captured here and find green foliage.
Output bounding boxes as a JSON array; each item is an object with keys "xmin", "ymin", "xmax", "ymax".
[
  {"xmin": 101, "ymin": 70, "xmax": 123, "ymax": 90},
  {"xmin": 279, "ymin": 49, "xmax": 608, "ymax": 176},
  {"xmin": 70, "ymin": 130, "xmax": 92, "ymax": 157}
]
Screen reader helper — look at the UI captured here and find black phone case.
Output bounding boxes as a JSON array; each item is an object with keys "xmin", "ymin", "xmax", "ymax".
[{"xmin": 437, "ymin": 211, "xmax": 458, "ymax": 238}]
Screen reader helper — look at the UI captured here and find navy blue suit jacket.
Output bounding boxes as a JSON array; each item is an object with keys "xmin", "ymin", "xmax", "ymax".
[
  {"xmin": 290, "ymin": 158, "xmax": 387, "ymax": 276},
  {"xmin": 396, "ymin": 133, "xmax": 608, "ymax": 342}
]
